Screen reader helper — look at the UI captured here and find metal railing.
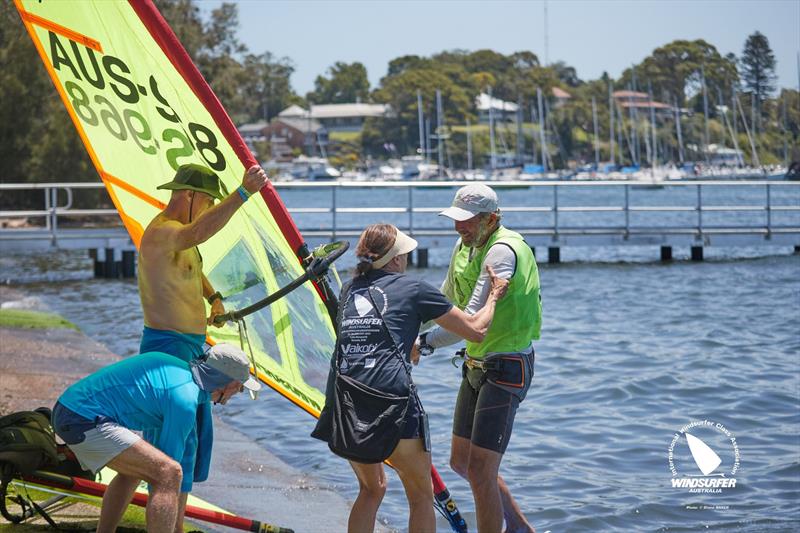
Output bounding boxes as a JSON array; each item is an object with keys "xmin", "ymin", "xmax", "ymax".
[
  {"xmin": 1, "ymin": 180, "xmax": 799, "ymax": 249},
  {"xmin": 272, "ymin": 180, "xmax": 800, "ymax": 244}
]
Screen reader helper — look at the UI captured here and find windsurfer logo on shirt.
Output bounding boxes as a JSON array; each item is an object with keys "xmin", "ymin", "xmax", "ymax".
[{"xmin": 351, "ymin": 287, "xmax": 388, "ymax": 317}]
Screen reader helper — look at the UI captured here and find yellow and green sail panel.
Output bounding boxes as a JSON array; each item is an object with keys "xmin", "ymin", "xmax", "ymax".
[{"xmin": 14, "ymin": 0, "xmax": 335, "ymax": 415}]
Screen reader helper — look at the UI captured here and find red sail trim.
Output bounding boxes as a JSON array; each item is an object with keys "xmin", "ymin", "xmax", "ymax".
[{"xmin": 127, "ymin": 0, "xmax": 305, "ymax": 254}]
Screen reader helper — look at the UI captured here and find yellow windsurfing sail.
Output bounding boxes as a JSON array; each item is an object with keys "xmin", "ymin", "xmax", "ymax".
[{"xmin": 14, "ymin": 0, "xmax": 335, "ymax": 415}]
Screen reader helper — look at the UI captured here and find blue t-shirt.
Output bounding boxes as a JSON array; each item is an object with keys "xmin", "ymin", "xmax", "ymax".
[
  {"xmin": 337, "ymin": 270, "xmax": 452, "ymax": 396},
  {"xmin": 57, "ymin": 352, "xmax": 207, "ymax": 472}
]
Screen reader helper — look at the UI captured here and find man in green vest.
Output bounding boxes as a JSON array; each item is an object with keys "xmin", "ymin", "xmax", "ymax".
[{"xmin": 417, "ymin": 184, "xmax": 541, "ymax": 533}]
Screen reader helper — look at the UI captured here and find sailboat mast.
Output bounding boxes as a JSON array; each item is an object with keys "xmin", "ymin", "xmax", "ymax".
[
  {"xmin": 732, "ymin": 85, "xmax": 743, "ymax": 166},
  {"xmin": 735, "ymin": 91, "xmax": 760, "ymax": 167},
  {"xmin": 537, "ymin": 87, "xmax": 547, "ymax": 172},
  {"xmin": 417, "ymin": 90, "xmax": 424, "ymax": 161},
  {"xmin": 592, "ymin": 96, "xmax": 600, "ymax": 169},
  {"xmin": 701, "ymin": 65, "xmax": 710, "ymax": 164},
  {"xmin": 466, "ymin": 117, "xmax": 473, "ymax": 170},
  {"xmin": 436, "ymin": 89, "xmax": 444, "ymax": 178},
  {"xmin": 649, "ymin": 83, "xmax": 657, "ymax": 171},
  {"xmin": 608, "ymin": 81, "xmax": 615, "ymax": 165},
  {"xmin": 516, "ymin": 95, "xmax": 524, "ymax": 166},
  {"xmin": 489, "ymin": 86, "xmax": 497, "ymax": 171},
  {"xmin": 628, "ymin": 83, "xmax": 638, "ymax": 165},
  {"xmin": 530, "ymin": 101, "xmax": 537, "ymax": 165},
  {"xmin": 673, "ymin": 96, "xmax": 685, "ymax": 164}
]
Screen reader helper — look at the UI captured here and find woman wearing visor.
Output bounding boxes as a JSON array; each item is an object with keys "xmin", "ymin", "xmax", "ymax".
[{"xmin": 313, "ymin": 223, "xmax": 508, "ymax": 533}]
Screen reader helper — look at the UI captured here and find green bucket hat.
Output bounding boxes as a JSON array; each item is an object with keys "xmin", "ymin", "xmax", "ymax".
[{"xmin": 157, "ymin": 164, "xmax": 229, "ymax": 201}]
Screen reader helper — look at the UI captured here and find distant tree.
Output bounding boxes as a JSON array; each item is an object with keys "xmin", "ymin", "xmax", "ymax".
[
  {"xmin": 740, "ymin": 31, "xmax": 777, "ymax": 116},
  {"xmin": 240, "ymin": 53, "xmax": 296, "ymax": 123},
  {"xmin": 551, "ymin": 61, "xmax": 582, "ymax": 87},
  {"xmin": 625, "ymin": 39, "xmax": 737, "ymax": 108},
  {"xmin": 153, "ymin": 0, "xmax": 205, "ymax": 57},
  {"xmin": 307, "ymin": 61, "xmax": 370, "ymax": 104},
  {"xmin": 364, "ymin": 69, "xmax": 473, "ymax": 156}
]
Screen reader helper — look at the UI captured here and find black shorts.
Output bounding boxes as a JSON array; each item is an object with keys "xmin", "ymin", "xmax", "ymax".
[{"xmin": 452, "ymin": 350, "xmax": 533, "ymax": 453}]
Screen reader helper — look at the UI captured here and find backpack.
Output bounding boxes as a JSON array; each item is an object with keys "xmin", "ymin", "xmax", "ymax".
[{"xmin": 0, "ymin": 407, "xmax": 89, "ymax": 526}]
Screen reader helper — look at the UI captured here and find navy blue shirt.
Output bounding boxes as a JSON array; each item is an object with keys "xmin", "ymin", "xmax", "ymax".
[{"xmin": 337, "ymin": 270, "xmax": 452, "ymax": 396}]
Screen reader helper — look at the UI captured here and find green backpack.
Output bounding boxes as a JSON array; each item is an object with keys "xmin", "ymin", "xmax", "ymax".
[
  {"xmin": 0, "ymin": 408, "xmax": 61, "ymax": 525},
  {"xmin": 0, "ymin": 409, "xmax": 59, "ymax": 476}
]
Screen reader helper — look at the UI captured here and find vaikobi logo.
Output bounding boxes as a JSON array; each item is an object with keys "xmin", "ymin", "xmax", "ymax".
[{"xmin": 668, "ymin": 420, "xmax": 740, "ymax": 493}]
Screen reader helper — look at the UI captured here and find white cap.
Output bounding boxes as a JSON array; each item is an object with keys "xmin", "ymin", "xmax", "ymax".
[
  {"xmin": 373, "ymin": 228, "xmax": 418, "ymax": 269},
  {"xmin": 439, "ymin": 184, "xmax": 499, "ymax": 221}
]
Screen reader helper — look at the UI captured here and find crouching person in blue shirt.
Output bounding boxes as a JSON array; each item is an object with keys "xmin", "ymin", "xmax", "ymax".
[{"xmin": 51, "ymin": 344, "xmax": 260, "ymax": 532}]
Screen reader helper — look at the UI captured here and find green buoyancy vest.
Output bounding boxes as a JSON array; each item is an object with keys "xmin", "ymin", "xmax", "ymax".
[{"xmin": 450, "ymin": 226, "xmax": 541, "ymax": 357}]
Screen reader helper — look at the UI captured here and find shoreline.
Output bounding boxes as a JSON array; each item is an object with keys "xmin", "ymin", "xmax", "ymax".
[{"xmin": 0, "ymin": 286, "xmax": 360, "ymax": 532}]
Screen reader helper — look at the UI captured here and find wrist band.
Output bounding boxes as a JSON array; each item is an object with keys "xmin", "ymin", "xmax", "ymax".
[
  {"xmin": 237, "ymin": 185, "xmax": 251, "ymax": 202},
  {"xmin": 207, "ymin": 291, "xmax": 223, "ymax": 305}
]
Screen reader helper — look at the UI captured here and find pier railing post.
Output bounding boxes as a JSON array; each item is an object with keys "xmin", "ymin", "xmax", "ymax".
[
  {"xmin": 408, "ymin": 185, "xmax": 414, "ymax": 235},
  {"xmin": 624, "ymin": 184, "xmax": 630, "ymax": 238},
  {"xmin": 50, "ymin": 187, "xmax": 58, "ymax": 246},
  {"xmin": 331, "ymin": 185, "xmax": 337, "ymax": 240},
  {"xmin": 696, "ymin": 184, "xmax": 703, "ymax": 239},
  {"xmin": 766, "ymin": 183, "xmax": 772, "ymax": 239},
  {"xmin": 553, "ymin": 184, "xmax": 559, "ymax": 238}
]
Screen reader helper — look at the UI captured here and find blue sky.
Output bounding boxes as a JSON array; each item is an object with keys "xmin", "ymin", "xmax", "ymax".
[{"xmin": 202, "ymin": 0, "xmax": 799, "ymax": 96}]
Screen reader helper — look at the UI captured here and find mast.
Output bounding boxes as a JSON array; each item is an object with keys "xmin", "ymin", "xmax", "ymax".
[
  {"xmin": 488, "ymin": 86, "xmax": 497, "ymax": 171},
  {"xmin": 608, "ymin": 81, "xmax": 615, "ymax": 165},
  {"xmin": 530, "ymin": 100, "xmax": 537, "ymax": 165},
  {"xmin": 628, "ymin": 83, "xmax": 638, "ymax": 164},
  {"xmin": 417, "ymin": 89, "xmax": 424, "ymax": 160},
  {"xmin": 673, "ymin": 96, "xmax": 685, "ymax": 164},
  {"xmin": 735, "ymin": 91, "xmax": 760, "ymax": 167},
  {"xmin": 436, "ymin": 88, "xmax": 444, "ymax": 178},
  {"xmin": 516, "ymin": 95, "xmax": 524, "ymax": 166},
  {"xmin": 543, "ymin": 0, "xmax": 549, "ymax": 66},
  {"xmin": 591, "ymin": 96, "xmax": 600, "ymax": 169},
  {"xmin": 732, "ymin": 85, "xmax": 743, "ymax": 166},
  {"xmin": 649, "ymin": 83, "xmax": 657, "ymax": 171},
  {"xmin": 537, "ymin": 87, "xmax": 547, "ymax": 172},
  {"xmin": 465, "ymin": 117, "xmax": 473, "ymax": 170},
  {"xmin": 782, "ymin": 94, "xmax": 789, "ymax": 166},
  {"xmin": 701, "ymin": 65, "xmax": 710, "ymax": 164},
  {"xmin": 425, "ymin": 118, "xmax": 431, "ymax": 166}
]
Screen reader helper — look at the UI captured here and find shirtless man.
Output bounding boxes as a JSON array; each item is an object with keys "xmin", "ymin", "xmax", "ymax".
[{"xmin": 98, "ymin": 163, "xmax": 268, "ymax": 533}]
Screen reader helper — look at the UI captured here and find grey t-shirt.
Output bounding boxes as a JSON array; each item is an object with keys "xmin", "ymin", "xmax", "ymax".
[{"xmin": 337, "ymin": 269, "xmax": 452, "ymax": 395}]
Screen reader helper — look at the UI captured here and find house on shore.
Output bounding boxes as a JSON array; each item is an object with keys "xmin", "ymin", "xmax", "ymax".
[
  {"xmin": 613, "ymin": 90, "xmax": 672, "ymax": 115},
  {"xmin": 476, "ymin": 87, "xmax": 572, "ymax": 122},
  {"xmin": 278, "ymin": 102, "xmax": 391, "ymax": 133}
]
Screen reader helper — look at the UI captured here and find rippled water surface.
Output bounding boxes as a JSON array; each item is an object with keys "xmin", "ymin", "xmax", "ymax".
[{"xmin": 2, "ymin": 245, "xmax": 798, "ymax": 531}]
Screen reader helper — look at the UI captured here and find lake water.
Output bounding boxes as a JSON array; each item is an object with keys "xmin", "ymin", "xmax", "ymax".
[{"xmin": 1, "ymin": 184, "xmax": 799, "ymax": 532}]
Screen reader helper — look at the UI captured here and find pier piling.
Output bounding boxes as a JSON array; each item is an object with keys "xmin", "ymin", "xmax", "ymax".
[
  {"xmin": 660, "ymin": 246, "xmax": 673, "ymax": 262},
  {"xmin": 548, "ymin": 247, "xmax": 561, "ymax": 264},
  {"xmin": 416, "ymin": 248, "xmax": 429, "ymax": 268},
  {"xmin": 691, "ymin": 246, "xmax": 704, "ymax": 262}
]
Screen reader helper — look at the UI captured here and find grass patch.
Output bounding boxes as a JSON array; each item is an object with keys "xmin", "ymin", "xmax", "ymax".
[
  {"xmin": 329, "ymin": 130, "xmax": 361, "ymax": 143},
  {"xmin": 0, "ymin": 309, "xmax": 78, "ymax": 330}
]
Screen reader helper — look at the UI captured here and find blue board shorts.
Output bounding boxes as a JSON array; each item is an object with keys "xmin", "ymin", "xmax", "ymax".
[
  {"xmin": 52, "ymin": 402, "xmax": 140, "ymax": 473},
  {"xmin": 140, "ymin": 326, "xmax": 209, "ymax": 492}
]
